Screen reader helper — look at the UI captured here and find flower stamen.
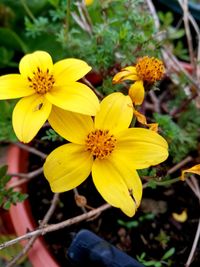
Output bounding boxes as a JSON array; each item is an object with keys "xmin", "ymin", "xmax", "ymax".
[
  {"xmin": 136, "ymin": 56, "xmax": 164, "ymax": 84},
  {"xmin": 28, "ymin": 67, "xmax": 55, "ymax": 94},
  {"xmin": 85, "ymin": 129, "xmax": 116, "ymax": 159}
]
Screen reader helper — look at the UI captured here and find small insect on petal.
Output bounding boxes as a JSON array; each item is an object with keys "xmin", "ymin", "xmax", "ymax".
[{"xmin": 33, "ymin": 103, "xmax": 43, "ymax": 112}]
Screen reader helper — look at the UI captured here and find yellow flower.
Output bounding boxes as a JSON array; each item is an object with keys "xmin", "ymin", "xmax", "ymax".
[
  {"xmin": 113, "ymin": 56, "xmax": 165, "ymax": 105},
  {"xmin": 0, "ymin": 51, "xmax": 99, "ymax": 143},
  {"xmin": 44, "ymin": 92, "xmax": 168, "ymax": 217},
  {"xmin": 85, "ymin": 0, "xmax": 94, "ymax": 5}
]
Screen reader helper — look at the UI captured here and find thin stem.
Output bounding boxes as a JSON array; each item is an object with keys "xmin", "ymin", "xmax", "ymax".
[
  {"xmin": 0, "ymin": 203, "xmax": 111, "ymax": 250},
  {"xmin": 20, "ymin": 0, "xmax": 36, "ymax": 21},
  {"xmin": 167, "ymin": 156, "xmax": 193, "ymax": 175},
  {"xmin": 5, "ymin": 194, "xmax": 59, "ymax": 267},
  {"xmin": 64, "ymin": 0, "xmax": 71, "ymax": 40},
  {"xmin": 185, "ymin": 218, "xmax": 200, "ymax": 267},
  {"xmin": 14, "ymin": 143, "xmax": 47, "ymax": 159},
  {"xmin": 8, "ymin": 167, "xmax": 43, "ymax": 187}
]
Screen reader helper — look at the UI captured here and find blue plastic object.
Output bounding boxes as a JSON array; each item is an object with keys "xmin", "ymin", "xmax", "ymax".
[{"xmin": 67, "ymin": 229, "xmax": 144, "ymax": 267}]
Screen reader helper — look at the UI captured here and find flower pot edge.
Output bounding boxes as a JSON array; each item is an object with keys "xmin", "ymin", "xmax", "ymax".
[{"xmin": 7, "ymin": 145, "xmax": 59, "ymax": 267}]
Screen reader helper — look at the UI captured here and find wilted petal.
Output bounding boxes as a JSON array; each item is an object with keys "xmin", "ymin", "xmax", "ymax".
[
  {"xmin": 43, "ymin": 143, "xmax": 93, "ymax": 192},
  {"xmin": 181, "ymin": 164, "xmax": 200, "ymax": 181},
  {"xmin": 128, "ymin": 80, "xmax": 144, "ymax": 105},
  {"xmin": 112, "ymin": 66, "xmax": 138, "ymax": 84},
  {"xmin": 12, "ymin": 94, "xmax": 52, "ymax": 143}
]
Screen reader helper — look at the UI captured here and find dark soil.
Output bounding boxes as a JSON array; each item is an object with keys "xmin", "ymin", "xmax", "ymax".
[{"xmin": 27, "ymin": 135, "xmax": 200, "ymax": 267}]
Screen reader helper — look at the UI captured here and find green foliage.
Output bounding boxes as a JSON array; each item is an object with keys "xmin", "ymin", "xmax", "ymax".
[
  {"xmin": 137, "ymin": 247, "xmax": 175, "ymax": 267},
  {"xmin": 158, "ymin": 11, "xmax": 189, "ymax": 61},
  {"xmin": 41, "ymin": 128, "xmax": 63, "ymax": 142},
  {"xmin": 117, "ymin": 213, "xmax": 155, "ymax": 229},
  {"xmin": 0, "ymin": 100, "xmax": 17, "ymax": 142},
  {"xmin": 154, "ymin": 112, "xmax": 198, "ymax": 163},
  {"xmin": 0, "ymin": 165, "xmax": 28, "ymax": 210},
  {"xmin": 24, "ymin": 0, "xmax": 159, "ymax": 77}
]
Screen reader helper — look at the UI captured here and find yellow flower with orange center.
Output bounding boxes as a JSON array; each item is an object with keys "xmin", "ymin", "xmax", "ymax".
[
  {"xmin": 113, "ymin": 56, "xmax": 165, "ymax": 106},
  {"xmin": 44, "ymin": 92, "xmax": 168, "ymax": 217},
  {"xmin": 0, "ymin": 51, "xmax": 99, "ymax": 143}
]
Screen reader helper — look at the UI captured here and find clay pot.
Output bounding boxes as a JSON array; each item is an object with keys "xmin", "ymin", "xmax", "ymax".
[{"xmin": 7, "ymin": 145, "xmax": 59, "ymax": 267}]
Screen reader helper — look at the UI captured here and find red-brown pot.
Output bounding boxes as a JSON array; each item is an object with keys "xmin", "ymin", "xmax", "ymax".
[{"xmin": 7, "ymin": 145, "xmax": 59, "ymax": 267}]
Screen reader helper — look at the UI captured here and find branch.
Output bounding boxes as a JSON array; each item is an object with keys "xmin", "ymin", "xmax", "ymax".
[
  {"xmin": 5, "ymin": 193, "xmax": 60, "ymax": 267},
  {"xmin": 8, "ymin": 167, "xmax": 43, "ymax": 187},
  {"xmin": 0, "ymin": 203, "xmax": 111, "ymax": 250},
  {"xmin": 14, "ymin": 143, "xmax": 47, "ymax": 159}
]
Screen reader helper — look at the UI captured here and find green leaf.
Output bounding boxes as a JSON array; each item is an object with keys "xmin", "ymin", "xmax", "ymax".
[
  {"xmin": 0, "ymin": 165, "xmax": 8, "ymax": 178},
  {"xmin": 162, "ymin": 247, "xmax": 175, "ymax": 260},
  {"xmin": 3, "ymin": 201, "xmax": 11, "ymax": 210},
  {"xmin": 0, "ymin": 235, "xmax": 26, "ymax": 263}
]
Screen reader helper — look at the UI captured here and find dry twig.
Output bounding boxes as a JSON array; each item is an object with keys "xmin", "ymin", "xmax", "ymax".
[
  {"xmin": 0, "ymin": 203, "xmax": 111, "ymax": 250},
  {"xmin": 5, "ymin": 193, "xmax": 60, "ymax": 267}
]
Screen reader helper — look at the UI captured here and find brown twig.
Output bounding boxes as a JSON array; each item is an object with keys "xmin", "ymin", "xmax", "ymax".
[
  {"xmin": 148, "ymin": 91, "xmax": 160, "ymax": 113},
  {"xmin": 178, "ymin": 0, "xmax": 196, "ymax": 71},
  {"xmin": 5, "ymin": 193, "xmax": 60, "ymax": 267},
  {"xmin": 185, "ymin": 175, "xmax": 200, "ymax": 266},
  {"xmin": 0, "ymin": 203, "xmax": 111, "ymax": 250},
  {"xmin": 8, "ymin": 167, "xmax": 43, "ymax": 187},
  {"xmin": 82, "ymin": 77, "xmax": 104, "ymax": 100},
  {"xmin": 14, "ymin": 143, "xmax": 47, "ymax": 159},
  {"xmin": 167, "ymin": 156, "xmax": 193, "ymax": 175}
]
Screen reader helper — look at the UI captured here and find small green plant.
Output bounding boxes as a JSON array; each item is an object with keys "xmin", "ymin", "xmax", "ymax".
[
  {"xmin": 137, "ymin": 247, "xmax": 175, "ymax": 267},
  {"xmin": 0, "ymin": 165, "xmax": 27, "ymax": 210},
  {"xmin": 117, "ymin": 213, "xmax": 155, "ymax": 229}
]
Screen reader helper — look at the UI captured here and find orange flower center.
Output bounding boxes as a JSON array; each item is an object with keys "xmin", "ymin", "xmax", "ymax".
[
  {"xmin": 85, "ymin": 129, "xmax": 116, "ymax": 159},
  {"xmin": 136, "ymin": 56, "xmax": 164, "ymax": 84},
  {"xmin": 28, "ymin": 67, "xmax": 55, "ymax": 94}
]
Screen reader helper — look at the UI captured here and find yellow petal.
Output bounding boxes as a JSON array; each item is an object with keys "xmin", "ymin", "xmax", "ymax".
[
  {"xmin": 95, "ymin": 92, "xmax": 133, "ymax": 133},
  {"xmin": 115, "ymin": 128, "xmax": 168, "ymax": 169},
  {"xmin": 181, "ymin": 164, "xmax": 200, "ymax": 181},
  {"xmin": 12, "ymin": 94, "xmax": 52, "ymax": 143},
  {"xmin": 19, "ymin": 51, "xmax": 53, "ymax": 78},
  {"xmin": 85, "ymin": 0, "xmax": 93, "ymax": 5},
  {"xmin": 48, "ymin": 106, "xmax": 94, "ymax": 144},
  {"xmin": 43, "ymin": 143, "xmax": 93, "ymax": 192},
  {"xmin": 112, "ymin": 66, "xmax": 138, "ymax": 84},
  {"xmin": 109, "ymin": 154, "xmax": 142, "ymax": 209},
  {"xmin": 172, "ymin": 209, "xmax": 187, "ymax": 223},
  {"xmin": 0, "ymin": 74, "xmax": 34, "ymax": 99},
  {"xmin": 53, "ymin": 58, "xmax": 92, "ymax": 84},
  {"xmin": 128, "ymin": 80, "xmax": 144, "ymax": 105},
  {"xmin": 46, "ymin": 82, "xmax": 99, "ymax": 115},
  {"xmin": 92, "ymin": 159, "xmax": 138, "ymax": 217}
]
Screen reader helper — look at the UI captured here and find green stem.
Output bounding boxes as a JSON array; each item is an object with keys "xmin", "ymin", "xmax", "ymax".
[
  {"xmin": 65, "ymin": 0, "xmax": 71, "ymax": 40},
  {"xmin": 20, "ymin": 0, "xmax": 36, "ymax": 21},
  {"xmin": 152, "ymin": 177, "xmax": 181, "ymax": 187}
]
